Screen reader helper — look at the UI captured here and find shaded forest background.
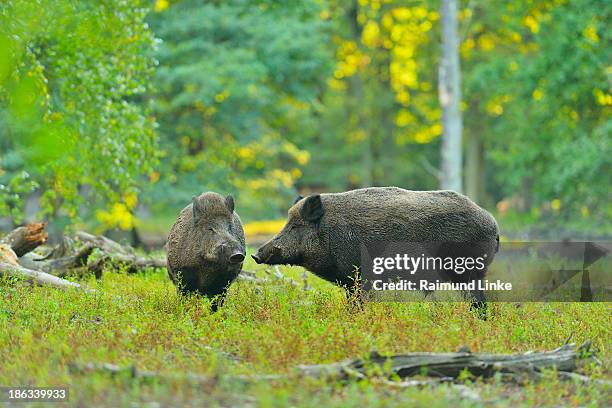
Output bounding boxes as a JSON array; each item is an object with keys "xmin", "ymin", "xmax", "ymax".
[{"xmin": 0, "ymin": 0, "xmax": 610, "ymax": 241}]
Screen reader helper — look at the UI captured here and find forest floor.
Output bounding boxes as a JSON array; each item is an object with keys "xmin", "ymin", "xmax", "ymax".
[{"xmin": 0, "ymin": 253, "xmax": 610, "ymax": 407}]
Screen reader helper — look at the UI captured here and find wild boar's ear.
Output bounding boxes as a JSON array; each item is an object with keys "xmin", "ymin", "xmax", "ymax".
[
  {"xmin": 225, "ymin": 195, "xmax": 235, "ymax": 213},
  {"xmin": 301, "ymin": 194, "xmax": 324, "ymax": 222},
  {"xmin": 293, "ymin": 195, "xmax": 304, "ymax": 205},
  {"xmin": 192, "ymin": 195, "xmax": 203, "ymax": 224}
]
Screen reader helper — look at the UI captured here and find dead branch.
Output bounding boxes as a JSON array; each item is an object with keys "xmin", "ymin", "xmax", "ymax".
[
  {"xmin": 296, "ymin": 341, "xmax": 595, "ymax": 382},
  {"xmin": 69, "ymin": 342, "xmax": 599, "ymax": 390},
  {"xmin": 76, "ymin": 231, "xmax": 134, "ymax": 256},
  {"xmin": 18, "ymin": 244, "xmax": 97, "ymax": 274},
  {"xmin": 69, "ymin": 362, "xmax": 280, "ymax": 386},
  {"xmin": 1, "ymin": 222, "xmax": 48, "ymax": 257},
  {"xmin": 40, "ymin": 236, "xmax": 76, "ymax": 260},
  {"xmin": 75, "ymin": 231, "xmax": 165, "ymax": 274},
  {"xmin": 69, "ymin": 362, "xmax": 213, "ymax": 385},
  {"xmin": 0, "ymin": 243, "xmax": 86, "ymax": 291},
  {"xmin": 0, "ymin": 260, "xmax": 87, "ymax": 291},
  {"xmin": 87, "ymin": 252, "xmax": 166, "ymax": 275},
  {"xmin": 16, "ymin": 232, "xmax": 165, "ymax": 278}
]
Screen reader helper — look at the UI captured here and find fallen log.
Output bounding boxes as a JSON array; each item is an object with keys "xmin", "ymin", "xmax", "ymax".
[
  {"xmin": 69, "ymin": 362, "xmax": 280, "ymax": 386},
  {"xmin": 39, "ymin": 236, "xmax": 76, "ymax": 260},
  {"xmin": 69, "ymin": 342, "xmax": 601, "ymax": 389},
  {"xmin": 18, "ymin": 244, "xmax": 97, "ymax": 273},
  {"xmin": 1, "ymin": 222, "xmax": 48, "ymax": 257},
  {"xmin": 87, "ymin": 251, "xmax": 166, "ymax": 275},
  {"xmin": 296, "ymin": 341, "xmax": 596, "ymax": 381},
  {"xmin": 0, "ymin": 240, "xmax": 90, "ymax": 291},
  {"xmin": 16, "ymin": 232, "xmax": 165, "ymax": 278},
  {"xmin": 75, "ymin": 231, "xmax": 134, "ymax": 256},
  {"xmin": 0, "ymin": 260, "xmax": 86, "ymax": 291},
  {"xmin": 76, "ymin": 231, "xmax": 165, "ymax": 274},
  {"xmin": 69, "ymin": 362, "xmax": 213, "ymax": 385}
]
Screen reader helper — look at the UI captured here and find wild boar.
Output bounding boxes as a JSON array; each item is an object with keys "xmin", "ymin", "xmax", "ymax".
[
  {"xmin": 252, "ymin": 187, "xmax": 499, "ymax": 308},
  {"xmin": 166, "ymin": 192, "xmax": 246, "ymax": 311}
]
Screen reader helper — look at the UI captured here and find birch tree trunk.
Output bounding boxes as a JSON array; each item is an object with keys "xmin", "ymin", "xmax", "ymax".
[
  {"xmin": 465, "ymin": 131, "xmax": 484, "ymax": 203},
  {"xmin": 439, "ymin": 0, "xmax": 463, "ymax": 192},
  {"xmin": 348, "ymin": 0, "xmax": 373, "ymax": 187}
]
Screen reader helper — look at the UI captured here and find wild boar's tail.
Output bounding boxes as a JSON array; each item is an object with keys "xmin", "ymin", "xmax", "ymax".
[{"xmin": 495, "ymin": 234, "xmax": 500, "ymax": 253}]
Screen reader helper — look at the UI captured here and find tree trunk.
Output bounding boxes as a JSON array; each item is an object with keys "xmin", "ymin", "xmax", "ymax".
[
  {"xmin": 439, "ymin": 0, "xmax": 463, "ymax": 193},
  {"xmin": 348, "ymin": 0, "xmax": 373, "ymax": 187},
  {"xmin": 465, "ymin": 131, "xmax": 484, "ymax": 203}
]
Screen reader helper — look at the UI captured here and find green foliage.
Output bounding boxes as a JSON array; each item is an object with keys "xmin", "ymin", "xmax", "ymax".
[
  {"xmin": 293, "ymin": 0, "xmax": 610, "ymax": 232},
  {"xmin": 146, "ymin": 0, "xmax": 332, "ymax": 219},
  {"xmin": 0, "ymin": 171, "xmax": 39, "ymax": 221},
  {"xmin": 0, "ymin": 0, "xmax": 157, "ymax": 225},
  {"xmin": 461, "ymin": 0, "xmax": 611, "ymax": 226},
  {"xmin": 298, "ymin": 1, "xmax": 444, "ymax": 191},
  {"xmin": 0, "ymin": 0, "xmax": 609, "ymax": 234}
]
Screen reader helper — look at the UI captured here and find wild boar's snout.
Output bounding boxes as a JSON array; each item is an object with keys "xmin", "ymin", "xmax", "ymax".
[
  {"xmin": 252, "ymin": 241, "xmax": 279, "ymax": 264},
  {"xmin": 229, "ymin": 251, "xmax": 245, "ymax": 264}
]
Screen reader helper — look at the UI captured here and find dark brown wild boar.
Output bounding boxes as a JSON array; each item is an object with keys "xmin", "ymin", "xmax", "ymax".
[
  {"xmin": 166, "ymin": 192, "xmax": 245, "ymax": 311},
  {"xmin": 252, "ymin": 187, "xmax": 499, "ymax": 308}
]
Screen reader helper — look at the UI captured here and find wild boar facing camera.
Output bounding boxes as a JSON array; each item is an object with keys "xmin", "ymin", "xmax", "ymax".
[{"xmin": 166, "ymin": 192, "xmax": 245, "ymax": 311}]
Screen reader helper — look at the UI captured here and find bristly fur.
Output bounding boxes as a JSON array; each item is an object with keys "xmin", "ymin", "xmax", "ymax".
[
  {"xmin": 166, "ymin": 192, "xmax": 245, "ymax": 310},
  {"xmin": 255, "ymin": 187, "xmax": 499, "ymax": 307}
]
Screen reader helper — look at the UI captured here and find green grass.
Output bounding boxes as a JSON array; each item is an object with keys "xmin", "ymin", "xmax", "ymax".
[{"xmin": 0, "ymin": 255, "xmax": 610, "ymax": 407}]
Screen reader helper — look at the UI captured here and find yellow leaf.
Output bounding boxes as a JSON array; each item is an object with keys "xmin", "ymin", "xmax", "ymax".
[
  {"xmin": 551, "ymin": 199, "xmax": 561, "ymax": 211},
  {"xmin": 594, "ymin": 89, "xmax": 612, "ymax": 106},
  {"xmin": 395, "ymin": 110, "xmax": 412, "ymax": 127},
  {"xmin": 124, "ymin": 192, "xmax": 138, "ymax": 209},
  {"xmin": 524, "ymin": 15, "xmax": 539, "ymax": 34},
  {"xmin": 392, "ymin": 7, "xmax": 412, "ymax": 21},
  {"xmin": 583, "ymin": 24, "xmax": 599, "ymax": 42},
  {"xmin": 149, "ymin": 171, "xmax": 160, "ymax": 183},
  {"xmin": 154, "ymin": 0, "xmax": 169, "ymax": 12},
  {"xmin": 430, "ymin": 123, "xmax": 442, "ymax": 136},
  {"xmin": 243, "ymin": 220, "xmax": 286, "ymax": 237},
  {"xmin": 532, "ymin": 89, "xmax": 544, "ymax": 101},
  {"xmin": 362, "ymin": 21, "xmax": 380, "ymax": 48},
  {"xmin": 478, "ymin": 34, "xmax": 496, "ymax": 51}
]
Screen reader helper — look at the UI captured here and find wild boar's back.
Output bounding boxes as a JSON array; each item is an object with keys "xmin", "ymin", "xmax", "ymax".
[
  {"xmin": 319, "ymin": 187, "xmax": 498, "ymax": 246},
  {"xmin": 166, "ymin": 204, "xmax": 199, "ymax": 273}
]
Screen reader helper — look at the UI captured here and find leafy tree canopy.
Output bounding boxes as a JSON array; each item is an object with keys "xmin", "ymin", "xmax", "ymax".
[
  {"xmin": 0, "ymin": 0, "xmax": 157, "ymax": 229},
  {"xmin": 146, "ymin": 0, "xmax": 332, "ymax": 219}
]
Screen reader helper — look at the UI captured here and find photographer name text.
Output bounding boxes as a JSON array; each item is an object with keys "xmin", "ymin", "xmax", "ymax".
[{"xmin": 371, "ymin": 279, "xmax": 512, "ymax": 291}]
